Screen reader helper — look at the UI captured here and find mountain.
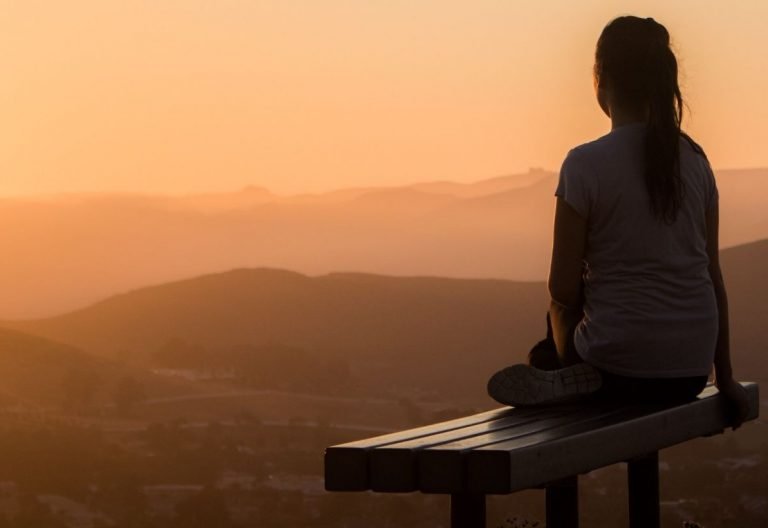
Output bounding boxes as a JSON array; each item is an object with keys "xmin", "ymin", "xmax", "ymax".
[
  {"xmin": 4, "ymin": 269, "xmax": 548, "ymax": 402},
  {"xmin": 719, "ymin": 238, "xmax": 768, "ymax": 379},
  {"xmin": 0, "ymin": 326, "xmax": 198, "ymax": 409},
  {"xmin": 0, "ymin": 327, "xmax": 215, "ymax": 412},
  {"xmin": 405, "ymin": 168, "xmax": 551, "ymax": 197},
  {"xmin": 5, "ymin": 239, "xmax": 766, "ymax": 404},
  {"xmin": 713, "ymin": 168, "xmax": 768, "ymax": 248},
  {"xmin": 0, "ymin": 168, "xmax": 765, "ymax": 318}
]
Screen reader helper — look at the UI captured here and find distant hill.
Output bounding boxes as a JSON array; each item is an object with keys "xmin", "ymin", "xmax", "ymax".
[
  {"xmin": 5, "ymin": 269, "xmax": 548, "ymax": 402},
  {"xmin": 0, "ymin": 326, "xmax": 132, "ymax": 408},
  {"xmin": 719, "ymin": 238, "xmax": 768, "ymax": 380},
  {"xmin": 406, "ymin": 169, "xmax": 551, "ymax": 197},
  {"xmin": 0, "ymin": 326, "xmax": 207, "ymax": 409},
  {"xmin": 0, "ymin": 167, "xmax": 764, "ymax": 318},
  {"xmin": 6, "ymin": 239, "xmax": 766, "ymax": 403}
]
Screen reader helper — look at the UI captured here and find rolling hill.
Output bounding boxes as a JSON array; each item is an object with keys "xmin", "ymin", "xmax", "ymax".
[
  {"xmin": 0, "ymin": 326, "xmax": 136, "ymax": 408},
  {"xmin": 5, "ymin": 239, "xmax": 766, "ymax": 404},
  {"xmin": 0, "ymin": 167, "xmax": 765, "ymax": 318},
  {"xmin": 0, "ymin": 325, "xmax": 219, "ymax": 410},
  {"xmin": 3, "ymin": 269, "xmax": 548, "ymax": 402}
]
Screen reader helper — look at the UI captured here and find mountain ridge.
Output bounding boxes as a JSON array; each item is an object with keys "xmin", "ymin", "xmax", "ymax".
[
  {"xmin": 3, "ymin": 239, "xmax": 764, "ymax": 403},
  {"xmin": 0, "ymin": 167, "xmax": 765, "ymax": 318}
]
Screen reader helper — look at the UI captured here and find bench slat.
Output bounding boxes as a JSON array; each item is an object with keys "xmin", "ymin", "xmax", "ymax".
[
  {"xmin": 369, "ymin": 405, "xmax": 614, "ymax": 491},
  {"xmin": 325, "ymin": 404, "xmax": 585, "ymax": 491},
  {"xmin": 418, "ymin": 405, "xmax": 641, "ymax": 493},
  {"xmin": 324, "ymin": 381, "xmax": 760, "ymax": 495},
  {"xmin": 325, "ymin": 406, "xmax": 515, "ymax": 490},
  {"xmin": 464, "ymin": 382, "xmax": 760, "ymax": 493}
]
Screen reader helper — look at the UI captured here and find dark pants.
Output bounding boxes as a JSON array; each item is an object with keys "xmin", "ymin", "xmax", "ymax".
[{"xmin": 528, "ymin": 312, "xmax": 709, "ymax": 404}]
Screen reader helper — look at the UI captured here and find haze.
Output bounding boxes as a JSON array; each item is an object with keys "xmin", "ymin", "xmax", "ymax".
[
  {"xmin": 2, "ymin": 1, "xmax": 767, "ymax": 196},
  {"xmin": 0, "ymin": 3, "xmax": 766, "ymax": 526}
]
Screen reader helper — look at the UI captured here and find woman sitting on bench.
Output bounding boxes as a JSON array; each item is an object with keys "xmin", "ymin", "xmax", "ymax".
[{"xmin": 487, "ymin": 15, "xmax": 749, "ymax": 430}]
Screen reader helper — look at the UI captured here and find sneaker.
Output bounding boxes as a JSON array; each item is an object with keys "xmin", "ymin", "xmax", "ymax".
[{"xmin": 487, "ymin": 362, "xmax": 603, "ymax": 407}]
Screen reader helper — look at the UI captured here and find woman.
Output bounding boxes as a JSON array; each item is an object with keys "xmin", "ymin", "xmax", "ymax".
[{"xmin": 487, "ymin": 16, "xmax": 750, "ymax": 430}]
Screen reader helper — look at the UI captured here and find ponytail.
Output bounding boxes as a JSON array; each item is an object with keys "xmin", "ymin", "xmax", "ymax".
[{"xmin": 595, "ymin": 16, "xmax": 695, "ymax": 224}]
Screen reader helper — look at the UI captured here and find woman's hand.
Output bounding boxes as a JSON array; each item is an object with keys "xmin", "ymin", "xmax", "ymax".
[{"xmin": 715, "ymin": 378, "xmax": 751, "ymax": 430}]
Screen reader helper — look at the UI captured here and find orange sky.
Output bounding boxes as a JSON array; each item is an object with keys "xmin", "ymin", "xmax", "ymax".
[{"xmin": 1, "ymin": 1, "xmax": 766, "ymax": 196}]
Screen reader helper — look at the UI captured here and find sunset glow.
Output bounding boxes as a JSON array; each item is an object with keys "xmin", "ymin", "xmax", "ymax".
[
  {"xmin": 2, "ymin": 1, "xmax": 767, "ymax": 196},
  {"xmin": 0, "ymin": 4, "xmax": 764, "ymax": 527}
]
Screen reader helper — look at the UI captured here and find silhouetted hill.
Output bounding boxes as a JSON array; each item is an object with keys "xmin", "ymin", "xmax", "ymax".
[
  {"xmin": 5, "ymin": 239, "xmax": 766, "ymax": 403},
  {"xmin": 348, "ymin": 188, "xmax": 459, "ymax": 214},
  {"xmin": 0, "ymin": 326, "xmax": 209, "ymax": 409},
  {"xmin": 720, "ymin": 238, "xmax": 768, "ymax": 379},
  {"xmin": 5, "ymin": 269, "xmax": 548, "ymax": 402},
  {"xmin": 0, "ymin": 167, "xmax": 764, "ymax": 318},
  {"xmin": 406, "ymin": 169, "xmax": 550, "ymax": 197},
  {"xmin": 0, "ymin": 326, "xmax": 136, "ymax": 408}
]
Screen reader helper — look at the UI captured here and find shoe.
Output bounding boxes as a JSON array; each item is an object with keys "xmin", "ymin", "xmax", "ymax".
[{"xmin": 487, "ymin": 363, "xmax": 603, "ymax": 407}]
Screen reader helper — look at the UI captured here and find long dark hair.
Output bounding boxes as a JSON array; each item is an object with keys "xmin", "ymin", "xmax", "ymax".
[{"xmin": 594, "ymin": 16, "xmax": 705, "ymax": 223}]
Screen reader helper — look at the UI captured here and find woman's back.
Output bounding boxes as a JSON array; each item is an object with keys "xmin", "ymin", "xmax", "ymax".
[
  {"xmin": 489, "ymin": 15, "xmax": 749, "ymax": 428},
  {"xmin": 556, "ymin": 122, "xmax": 718, "ymax": 378}
]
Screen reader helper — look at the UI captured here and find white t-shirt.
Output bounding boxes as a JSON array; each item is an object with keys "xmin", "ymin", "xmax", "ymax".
[{"xmin": 555, "ymin": 122, "xmax": 718, "ymax": 378}]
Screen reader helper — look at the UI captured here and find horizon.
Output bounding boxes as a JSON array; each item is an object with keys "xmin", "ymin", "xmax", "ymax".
[
  {"xmin": 0, "ymin": 164, "xmax": 766, "ymax": 199},
  {"xmin": 5, "ymin": 236, "xmax": 767, "ymax": 323},
  {"xmin": 0, "ymin": 164, "xmax": 765, "ymax": 319}
]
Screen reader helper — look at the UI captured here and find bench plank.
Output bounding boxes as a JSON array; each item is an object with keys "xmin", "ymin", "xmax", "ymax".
[
  {"xmin": 325, "ymin": 407, "xmax": 516, "ymax": 490},
  {"xmin": 324, "ymin": 381, "xmax": 760, "ymax": 495},
  {"xmin": 370, "ymin": 405, "xmax": 610, "ymax": 491},
  {"xmin": 464, "ymin": 382, "xmax": 759, "ymax": 493},
  {"xmin": 419, "ymin": 405, "xmax": 644, "ymax": 493}
]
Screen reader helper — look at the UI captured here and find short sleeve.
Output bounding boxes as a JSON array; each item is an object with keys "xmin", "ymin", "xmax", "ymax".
[
  {"xmin": 554, "ymin": 149, "xmax": 592, "ymax": 219},
  {"xmin": 706, "ymin": 164, "xmax": 719, "ymax": 211}
]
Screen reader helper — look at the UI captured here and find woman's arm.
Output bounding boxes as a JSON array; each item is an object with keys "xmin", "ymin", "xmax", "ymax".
[
  {"xmin": 705, "ymin": 201, "xmax": 750, "ymax": 429},
  {"xmin": 548, "ymin": 196, "xmax": 588, "ymax": 366}
]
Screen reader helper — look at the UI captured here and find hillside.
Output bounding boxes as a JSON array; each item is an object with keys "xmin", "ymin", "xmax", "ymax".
[
  {"xmin": 4, "ymin": 269, "xmax": 546, "ymax": 402},
  {"xmin": 719, "ymin": 238, "xmax": 768, "ymax": 379},
  {"xmin": 0, "ymin": 326, "xmax": 132, "ymax": 408},
  {"xmin": 0, "ymin": 167, "xmax": 765, "ymax": 318},
  {"xmin": 0, "ymin": 326, "xmax": 213, "ymax": 410},
  {"xmin": 5, "ymin": 239, "xmax": 767, "ymax": 403}
]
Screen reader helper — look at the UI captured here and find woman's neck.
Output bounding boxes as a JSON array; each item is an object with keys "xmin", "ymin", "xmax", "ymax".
[{"xmin": 609, "ymin": 105, "xmax": 649, "ymax": 130}]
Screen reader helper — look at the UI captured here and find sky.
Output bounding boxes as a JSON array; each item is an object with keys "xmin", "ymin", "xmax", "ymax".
[{"xmin": 1, "ymin": 1, "xmax": 767, "ymax": 196}]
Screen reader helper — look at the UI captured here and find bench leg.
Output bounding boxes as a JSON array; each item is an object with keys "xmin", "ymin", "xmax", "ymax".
[
  {"xmin": 627, "ymin": 451, "xmax": 660, "ymax": 528},
  {"xmin": 450, "ymin": 493, "xmax": 485, "ymax": 528},
  {"xmin": 545, "ymin": 475, "xmax": 579, "ymax": 528}
]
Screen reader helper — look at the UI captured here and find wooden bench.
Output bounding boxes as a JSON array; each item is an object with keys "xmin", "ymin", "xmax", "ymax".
[{"xmin": 324, "ymin": 381, "xmax": 759, "ymax": 527}]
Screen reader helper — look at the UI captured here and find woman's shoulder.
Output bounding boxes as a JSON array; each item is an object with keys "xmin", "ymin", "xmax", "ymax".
[
  {"xmin": 680, "ymin": 132, "xmax": 708, "ymax": 159},
  {"xmin": 679, "ymin": 133, "xmax": 714, "ymax": 175},
  {"xmin": 561, "ymin": 137, "xmax": 616, "ymax": 178},
  {"xmin": 564, "ymin": 124, "xmax": 642, "ymax": 164}
]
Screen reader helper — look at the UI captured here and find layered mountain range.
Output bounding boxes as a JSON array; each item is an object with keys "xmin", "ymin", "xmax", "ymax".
[
  {"xmin": 3, "ymin": 239, "xmax": 765, "ymax": 405},
  {"xmin": 2, "ymin": 168, "xmax": 765, "ymax": 318}
]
